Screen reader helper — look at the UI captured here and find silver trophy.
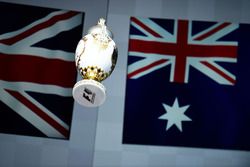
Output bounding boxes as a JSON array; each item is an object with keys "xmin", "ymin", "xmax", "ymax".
[{"xmin": 73, "ymin": 18, "xmax": 118, "ymax": 107}]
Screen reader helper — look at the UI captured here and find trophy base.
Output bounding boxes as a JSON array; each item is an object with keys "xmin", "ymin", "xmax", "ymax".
[{"xmin": 73, "ymin": 79, "xmax": 106, "ymax": 107}]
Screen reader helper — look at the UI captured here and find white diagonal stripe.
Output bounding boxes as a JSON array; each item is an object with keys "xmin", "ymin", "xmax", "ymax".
[
  {"xmin": 206, "ymin": 59, "xmax": 236, "ymax": 80},
  {"xmin": 14, "ymin": 14, "xmax": 82, "ymax": 46},
  {"xmin": 0, "ymin": 13, "xmax": 82, "ymax": 61},
  {"xmin": 128, "ymin": 52, "xmax": 174, "ymax": 79},
  {"xmin": 190, "ymin": 23, "xmax": 238, "ymax": 45},
  {"xmin": 136, "ymin": 17, "xmax": 175, "ymax": 41},
  {"xmin": 0, "ymin": 89, "xmax": 64, "ymax": 138},
  {"xmin": 188, "ymin": 57, "xmax": 234, "ymax": 85},
  {"xmin": 191, "ymin": 22, "xmax": 223, "ymax": 41},
  {"xmin": 22, "ymin": 91, "xmax": 69, "ymax": 130},
  {"xmin": 0, "ymin": 10, "xmax": 68, "ymax": 40},
  {"xmin": 0, "ymin": 80, "xmax": 72, "ymax": 97}
]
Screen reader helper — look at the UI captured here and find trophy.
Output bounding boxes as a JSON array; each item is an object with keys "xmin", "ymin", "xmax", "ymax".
[{"xmin": 73, "ymin": 18, "xmax": 118, "ymax": 107}]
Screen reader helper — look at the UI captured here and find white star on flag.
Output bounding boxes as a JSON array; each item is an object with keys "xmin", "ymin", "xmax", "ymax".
[{"xmin": 159, "ymin": 98, "xmax": 191, "ymax": 132}]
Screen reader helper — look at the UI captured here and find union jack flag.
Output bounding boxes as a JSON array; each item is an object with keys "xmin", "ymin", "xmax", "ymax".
[
  {"xmin": 123, "ymin": 17, "xmax": 250, "ymax": 150},
  {"xmin": 128, "ymin": 17, "xmax": 238, "ymax": 85},
  {"xmin": 0, "ymin": 2, "xmax": 84, "ymax": 139}
]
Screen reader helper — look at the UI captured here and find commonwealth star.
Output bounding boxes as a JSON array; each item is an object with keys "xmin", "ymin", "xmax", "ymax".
[{"xmin": 159, "ymin": 98, "xmax": 191, "ymax": 132}]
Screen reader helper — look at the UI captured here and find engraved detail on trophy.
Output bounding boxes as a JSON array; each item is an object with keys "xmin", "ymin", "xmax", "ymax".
[
  {"xmin": 80, "ymin": 66, "xmax": 108, "ymax": 82},
  {"xmin": 72, "ymin": 18, "xmax": 118, "ymax": 107},
  {"xmin": 82, "ymin": 87, "xmax": 96, "ymax": 104}
]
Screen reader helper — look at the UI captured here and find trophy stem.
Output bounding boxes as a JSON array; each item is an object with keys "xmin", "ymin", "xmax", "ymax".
[{"xmin": 73, "ymin": 79, "xmax": 106, "ymax": 107}]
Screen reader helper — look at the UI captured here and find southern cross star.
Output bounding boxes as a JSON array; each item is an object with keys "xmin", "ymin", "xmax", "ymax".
[{"xmin": 159, "ymin": 98, "xmax": 191, "ymax": 132}]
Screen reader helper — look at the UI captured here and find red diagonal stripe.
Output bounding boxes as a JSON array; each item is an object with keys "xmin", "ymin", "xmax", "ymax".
[
  {"xmin": 6, "ymin": 89, "xmax": 68, "ymax": 138},
  {"xmin": 131, "ymin": 17, "xmax": 162, "ymax": 38},
  {"xmin": 0, "ymin": 11, "xmax": 79, "ymax": 45},
  {"xmin": 128, "ymin": 59, "xmax": 168, "ymax": 78},
  {"xmin": 194, "ymin": 22, "xmax": 231, "ymax": 41},
  {"xmin": 0, "ymin": 53, "xmax": 76, "ymax": 87},
  {"xmin": 201, "ymin": 61, "xmax": 236, "ymax": 85}
]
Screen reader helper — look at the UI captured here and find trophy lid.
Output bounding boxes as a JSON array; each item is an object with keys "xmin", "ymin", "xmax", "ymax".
[{"xmin": 88, "ymin": 18, "xmax": 113, "ymax": 39}]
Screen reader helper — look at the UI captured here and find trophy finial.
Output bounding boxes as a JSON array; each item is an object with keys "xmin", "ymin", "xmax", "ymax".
[{"xmin": 98, "ymin": 18, "xmax": 106, "ymax": 26}]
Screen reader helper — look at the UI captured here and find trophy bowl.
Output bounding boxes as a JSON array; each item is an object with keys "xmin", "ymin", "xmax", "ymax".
[{"xmin": 73, "ymin": 18, "xmax": 118, "ymax": 107}]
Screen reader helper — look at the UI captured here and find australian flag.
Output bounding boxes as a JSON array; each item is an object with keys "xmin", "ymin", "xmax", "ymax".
[
  {"xmin": 0, "ymin": 2, "xmax": 84, "ymax": 139},
  {"xmin": 123, "ymin": 16, "xmax": 250, "ymax": 150}
]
